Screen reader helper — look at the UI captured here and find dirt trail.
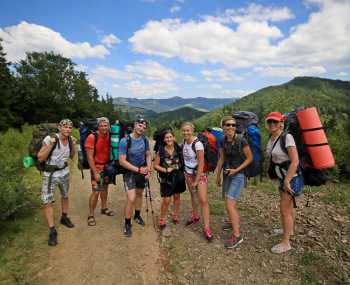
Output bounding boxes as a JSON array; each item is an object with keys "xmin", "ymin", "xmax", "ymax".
[{"xmin": 40, "ymin": 166, "xmax": 162, "ymax": 285}]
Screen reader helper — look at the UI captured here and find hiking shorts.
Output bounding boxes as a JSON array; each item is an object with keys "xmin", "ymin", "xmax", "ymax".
[
  {"xmin": 184, "ymin": 172, "xmax": 208, "ymax": 192},
  {"xmin": 90, "ymin": 164, "xmax": 109, "ymax": 192},
  {"xmin": 160, "ymin": 172, "xmax": 186, "ymax": 198},
  {"xmin": 279, "ymin": 175, "xmax": 303, "ymax": 197},
  {"xmin": 123, "ymin": 172, "xmax": 146, "ymax": 191},
  {"xmin": 41, "ymin": 173, "xmax": 70, "ymax": 204},
  {"xmin": 222, "ymin": 173, "xmax": 245, "ymax": 200}
]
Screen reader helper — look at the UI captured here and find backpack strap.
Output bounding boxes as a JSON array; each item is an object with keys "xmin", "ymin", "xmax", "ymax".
[
  {"xmin": 68, "ymin": 136, "xmax": 73, "ymax": 158},
  {"xmin": 191, "ymin": 138, "xmax": 199, "ymax": 155},
  {"xmin": 280, "ymin": 132, "xmax": 288, "ymax": 155}
]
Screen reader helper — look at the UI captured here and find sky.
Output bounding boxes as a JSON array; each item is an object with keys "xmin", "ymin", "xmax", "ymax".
[{"xmin": 0, "ymin": 0, "xmax": 349, "ymax": 99}]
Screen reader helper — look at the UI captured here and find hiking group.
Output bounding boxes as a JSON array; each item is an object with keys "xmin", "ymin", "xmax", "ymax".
[{"xmin": 33, "ymin": 107, "xmax": 333, "ymax": 254}]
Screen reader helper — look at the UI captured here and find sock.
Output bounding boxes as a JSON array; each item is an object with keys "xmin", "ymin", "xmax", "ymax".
[
  {"xmin": 62, "ymin": 212, "xmax": 67, "ymax": 218},
  {"xmin": 125, "ymin": 218, "xmax": 131, "ymax": 226},
  {"xmin": 134, "ymin": 210, "xmax": 141, "ymax": 218},
  {"xmin": 49, "ymin": 226, "xmax": 56, "ymax": 233}
]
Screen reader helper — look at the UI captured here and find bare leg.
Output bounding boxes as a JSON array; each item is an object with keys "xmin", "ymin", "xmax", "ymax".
[
  {"xmin": 125, "ymin": 189, "xmax": 136, "ymax": 219},
  {"xmin": 225, "ymin": 198, "xmax": 240, "ymax": 237},
  {"xmin": 89, "ymin": 191, "xmax": 100, "ymax": 217},
  {"xmin": 198, "ymin": 183, "xmax": 210, "ymax": 228},
  {"xmin": 43, "ymin": 203, "xmax": 55, "ymax": 228}
]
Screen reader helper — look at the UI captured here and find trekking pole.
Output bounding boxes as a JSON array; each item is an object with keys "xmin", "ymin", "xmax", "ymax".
[{"xmin": 146, "ymin": 180, "xmax": 156, "ymax": 229}]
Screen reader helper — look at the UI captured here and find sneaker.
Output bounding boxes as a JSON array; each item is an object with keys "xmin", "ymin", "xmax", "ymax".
[
  {"xmin": 203, "ymin": 227, "xmax": 214, "ymax": 242},
  {"xmin": 224, "ymin": 235, "xmax": 243, "ymax": 249},
  {"xmin": 134, "ymin": 216, "xmax": 145, "ymax": 226},
  {"xmin": 48, "ymin": 229, "xmax": 58, "ymax": 246},
  {"xmin": 185, "ymin": 214, "xmax": 200, "ymax": 226},
  {"xmin": 124, "ymin": 224, "xmax": 132, "ymax": 237},
  {"xmin": 172, "ymin": 213, "xmax": 179, "ymax": 224},
  {"xmin": 60, "ymin": 216, "xmax": 75, "ymax": 228},
  {"xmin": 271, "ymin": 243, "xmax": 291, "ymax": 254},
  {"xmin": 159, "ymin": 218, "xmax": 166, "ymax": 230},
  {"xmin": 221, "ymin": 221, "xmax": 232, "ymax": 231}
]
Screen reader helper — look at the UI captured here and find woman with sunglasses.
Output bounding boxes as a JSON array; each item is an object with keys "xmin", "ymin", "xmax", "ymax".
[
  {"xmin": 216, "ymin": 116, "xmax": 253, "ymax": 248},
  {"xmin": 181, "ymin": 122, "xmax": 213, "ymax": 242},
  {"xmin": 154, "ymin": 129, "xmax": 186, "ymax": 230},
  {"xmin": 265, "ymin": 111, "xmax": 303, "ymax": 254}
]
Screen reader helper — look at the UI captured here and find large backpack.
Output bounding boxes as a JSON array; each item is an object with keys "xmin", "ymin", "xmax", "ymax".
[
  {"xmin": 28, "ymin": 123, "xmax": 73, "ymax": 172},
  {"xmin": 280, "ymin": 109, "xmax": 329, "ymax": 186},
  {"xmin": 192, "ymin": 128, "xmax": 221, "ymax": 173},
  {"xmin": 233, "ymin": 111, "xmax": 262, "ymax": 178},
  {"xmin": 78, "ymin": 118, "xmax": 98, "ymax": 171}
]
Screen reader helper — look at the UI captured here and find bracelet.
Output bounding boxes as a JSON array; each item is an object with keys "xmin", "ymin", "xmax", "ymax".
[{"xmin": 138, "ymin": 167, "xmax": 141, "ymax": 173}]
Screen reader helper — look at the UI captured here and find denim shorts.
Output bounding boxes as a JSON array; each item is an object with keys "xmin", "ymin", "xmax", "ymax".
[
  {"xmin": 279, "ymin": 175, "xmax": 304, "ymax": 196},
  {"xmin": 222, "ymin": 173, "xmax": 245, "ymax": 200}
]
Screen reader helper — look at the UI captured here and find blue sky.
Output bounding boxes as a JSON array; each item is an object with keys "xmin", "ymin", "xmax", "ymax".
[{"xmin": 0, "ymin": 0, "xmax": 349, "ymax": 99}]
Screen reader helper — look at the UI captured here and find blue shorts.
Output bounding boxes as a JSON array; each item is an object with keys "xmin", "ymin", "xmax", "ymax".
[
  {"xmin": 279, "ymin": 175, "xmax": 303, "ymax": 196},
  {"xmin": 222, "ymin": 173, "xmax": 245, "ymax": 200}
]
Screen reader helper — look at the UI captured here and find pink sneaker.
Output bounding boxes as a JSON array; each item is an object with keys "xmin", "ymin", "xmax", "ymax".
[
  {"xmin": 159, "ymin": 218, "xmax": 166, "ymax": 230},
  {"xmin": 185, "ymin": 214, "xmax": 200, "ymax": 226},
  {"xmin": 203, "ymin": 227, "xmax": 214, "ymax": 242},
  {"xmin": 172, "ymin": 213, "xmax": 179, "ymax": 224}
]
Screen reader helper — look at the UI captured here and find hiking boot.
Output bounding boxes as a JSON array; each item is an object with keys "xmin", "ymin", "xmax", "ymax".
[
  {"xmin": 185, "ymin": 214, "xmax": 200, "ymax": 226},
  {"xmin": 48, "ymin": 229, "xmax": 58, "ymax": 246},
  {"xmin": 134, "ymin": 216, "xmax": 145, "ymax": 226},
  {"xmin": 60, "ymin": 216, "xmax": 75, "ymax": 228},
  {"xmin": 221, "ymin": 221, "xmax": 232, "ymax": 231},
  {"xmin": 224, "ymin": 235, "xmax": 243, "ymax": 249},
  {"xmin": 203, "ymin": 227, "xmax": 214, "ymax": 242},
  {"xmin": 159, "ymin": 218, "xmax": 166, "ymax": 231},
  {"xmin": 124, "ymin": 224, "xmax": 132, "ymax": 237}
]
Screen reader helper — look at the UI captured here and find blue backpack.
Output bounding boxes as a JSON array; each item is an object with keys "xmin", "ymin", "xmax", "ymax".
[{"xmin": 233, "ymin": 111, "xmax": 262, "ymax": 178}]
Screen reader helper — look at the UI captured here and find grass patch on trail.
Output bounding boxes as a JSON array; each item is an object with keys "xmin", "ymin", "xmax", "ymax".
[{"xmin": 299, "ymin": 251, "xmax": 349, "ymax": 285}]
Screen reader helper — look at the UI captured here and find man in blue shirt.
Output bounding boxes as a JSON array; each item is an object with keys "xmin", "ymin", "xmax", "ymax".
[{"xmin": 119, "ymin": 115, "xmax": 152, "ymax": 237}]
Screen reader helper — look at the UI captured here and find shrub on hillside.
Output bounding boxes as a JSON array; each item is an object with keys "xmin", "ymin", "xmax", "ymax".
[{"xmin": 0, "ymin": 125, "xmax": 40, "ymax": 219}]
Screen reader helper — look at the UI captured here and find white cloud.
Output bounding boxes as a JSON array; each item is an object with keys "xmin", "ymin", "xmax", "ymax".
[
  {"xmin": 254, "ymin": 65, "xmax": 327, "ymax": 77},
  {"xmin": 0, "ymin": 21, "xmax": 109, "ymax": 62},
  {"xmin": 201, "ymin": 69, "xmax": 243, "ymax": 82},
  {"xmin": 170, "ymin": 5, "xmax": 181, "ymax": 13},
  {"xmin": 209, "ymin": 3, "xmax": 294, "ymax": 24},
  {"xmin": 125, "ymin": 80, "xmax": 179, "ymax": 97},
  {"xmin": 337, "ymin": 71, "xmax": 348, "ymax": 76},
  {"xmin": 91, "ymin": 60, "xmax": 193, "ymax": 86},
  {"xmin": 129, "ymin": 1, "xmax": 350, "ymax": 69},
  {"xmin": 101, "ymin": 34, "xmax": 121, "ymax": 47},
  {"xmin": 75, "ymin": 64, "xmax": 88, "ymax": 72}
]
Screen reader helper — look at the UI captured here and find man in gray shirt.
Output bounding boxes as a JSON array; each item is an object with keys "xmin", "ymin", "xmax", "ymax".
[{"xmin": 37, "ymin": 119, "xmax": 76, "ymax": 246}]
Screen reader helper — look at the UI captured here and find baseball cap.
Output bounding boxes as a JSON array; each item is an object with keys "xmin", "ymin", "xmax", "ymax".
[{"xmin": 265, "ymin": 112, "xmax": 284, "ymax": 122}]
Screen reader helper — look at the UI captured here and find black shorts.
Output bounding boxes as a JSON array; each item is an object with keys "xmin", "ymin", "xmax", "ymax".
[{"xmin": 160, "ymin": 171, "xmax": 186, "ymax": 198}]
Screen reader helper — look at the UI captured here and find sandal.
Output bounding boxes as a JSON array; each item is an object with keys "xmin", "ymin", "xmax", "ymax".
[
  {"xmin": 87, "ymin": 216, "xmax": 96, "ymax": 226},
  {"xmin": 101, "ymin": 208, "xmax": 115, "ymax": 216}
]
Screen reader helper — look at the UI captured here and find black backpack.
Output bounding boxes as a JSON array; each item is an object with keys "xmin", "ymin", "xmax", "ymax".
[{"xmin": 280, "ymin": 111, "xmax": 327, "ymax": 186}]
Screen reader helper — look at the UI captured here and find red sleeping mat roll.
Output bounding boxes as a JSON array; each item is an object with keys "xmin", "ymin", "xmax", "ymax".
[{"xmin": 296, "ymin": 107, "xmax": 335, "ymax": 169}]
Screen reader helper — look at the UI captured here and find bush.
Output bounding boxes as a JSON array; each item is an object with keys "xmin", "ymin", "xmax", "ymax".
[{"xmin": 0, "ymin": 125, "xmax": 40, "ymax": 219}]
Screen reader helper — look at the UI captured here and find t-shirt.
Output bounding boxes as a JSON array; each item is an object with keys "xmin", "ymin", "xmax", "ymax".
[
  {"xmin": 183, "ymin": 138, "xmax": 204, "ymax": 174},
  {"xmin": 221, "ymin": 135, "xmax": 248, "ymax": 174},
  {"xmin": 266, "ymin": 133, "xmax": 297, "ymax": 179},
  {"xmin": 85, "ymin": 132, "xmax": 110, "ymax": 165},
  {"xmin": 43, "ymin": 135, "xmax": 70, "ymax": 178},
  {"xmin": 119, "ymin": 135, "xmax": 150, "ymax": 167}
]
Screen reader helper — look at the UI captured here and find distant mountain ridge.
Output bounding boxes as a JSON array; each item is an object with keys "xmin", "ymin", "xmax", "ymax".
[{"xmin": 113, "ymin": 96, "xmax": 235, "ymax": 113}]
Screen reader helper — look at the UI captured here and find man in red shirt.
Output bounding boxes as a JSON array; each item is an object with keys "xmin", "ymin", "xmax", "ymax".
[{"xmin": 86, "ymin": 117, "xmax": 114, "ymax": 226}]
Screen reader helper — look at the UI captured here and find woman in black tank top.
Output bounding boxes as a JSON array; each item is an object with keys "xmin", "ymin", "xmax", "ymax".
[{"xmin": 154, "ymin": 129, "xmax": 186, "ymax": 230}]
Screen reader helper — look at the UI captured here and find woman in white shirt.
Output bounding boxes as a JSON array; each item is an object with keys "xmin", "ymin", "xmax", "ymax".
[
  {"xmin": 266, "ymin": 112, "xmax": 304, "ymax": 254},
  {"xmin": 181, "ymin": 122, "xmax": 213, "ymax": 242}
]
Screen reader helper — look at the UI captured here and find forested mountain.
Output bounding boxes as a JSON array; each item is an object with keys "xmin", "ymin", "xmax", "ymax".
[
  {"xmin": 113, "ymin": 96, "xmax": 235, "ymax": 113},
  {"xmin": 194, "ymin": 77, "xmax": 350, "ymax": 177},
  {"xmin": 150, "ymin": 106, "xmax": 207, "ymax": 129}
]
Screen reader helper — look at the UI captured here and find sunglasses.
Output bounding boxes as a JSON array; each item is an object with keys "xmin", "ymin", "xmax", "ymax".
[
  {"xmin": 266, "ymin": 120, "xmax": 280, "ymax": 125},
  {"xmin": 224, "ymin": 123, "xmax": 236, "ymax": 127}
]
